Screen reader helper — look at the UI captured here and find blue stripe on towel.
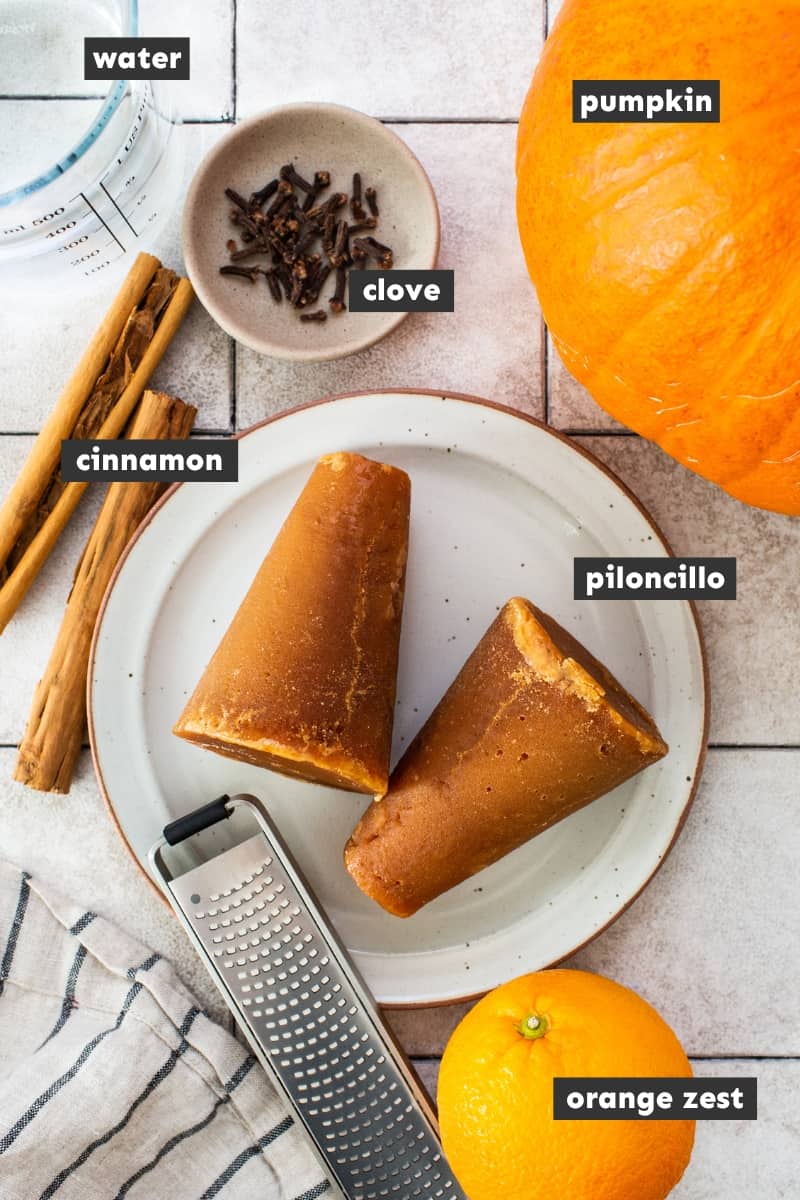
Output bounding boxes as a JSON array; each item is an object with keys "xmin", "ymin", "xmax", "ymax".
[
  {"xmin": 198, "ymin": 1114, "xmax": 295, "ymax": 1198},
  {"xmin": 0, "ymin": 950, "xmax": 159, "ymax": 1154},
  {"xmin": 112, "ymin": 1057, "xmax": 258, "ymax": 1199},
  {"xmin": 0, "ymin": 871, "xmax": 31, "ymax": 998},
  {"xmin": 68, "ymin": 911, "xmax": 96, "ymax": 937},
  {"xmin": 292, "ymin": 1181, "xmax": 332, "ymax": 1200},
  {"xmin": 40, "ymin": 943, "xmax": 88, "ymax": 1047},
  {"xmin": 37, "ymin": 1007, "xmax": 202, "ymax": 1199}
]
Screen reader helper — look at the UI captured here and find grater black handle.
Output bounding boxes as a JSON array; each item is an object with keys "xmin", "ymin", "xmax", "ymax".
[{"xmin": 163, "ymin": 794, "xmax": 231, "ymax": 845}]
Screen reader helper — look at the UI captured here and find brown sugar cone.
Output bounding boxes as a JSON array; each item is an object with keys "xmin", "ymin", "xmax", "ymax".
[
  {"xmin": 345, "ymin": 597, "xmax": 668, "ymax": 917},
  {"xmin": 174, "ymin": 452, "xmax": 410, "ymax": 796}
]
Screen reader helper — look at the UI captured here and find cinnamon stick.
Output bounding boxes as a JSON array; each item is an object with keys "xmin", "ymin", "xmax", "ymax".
[
  {"xmin": 0, "ymin": 253, "xmax": 194, "ymax": 633},
  {"xmin": 14, "ymin": 389, "xmax": 197, "ymax": 794}
]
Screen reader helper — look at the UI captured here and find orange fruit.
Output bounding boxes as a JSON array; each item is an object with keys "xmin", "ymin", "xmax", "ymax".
[{"xmin": 438, "ymin": 969, "xmax": 694, "ymax": 1200}]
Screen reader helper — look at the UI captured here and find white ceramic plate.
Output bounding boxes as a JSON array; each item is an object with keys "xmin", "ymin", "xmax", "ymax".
[{"xmin": 89, "ymin": 391, "xmax": 707, "ymax": 1006}]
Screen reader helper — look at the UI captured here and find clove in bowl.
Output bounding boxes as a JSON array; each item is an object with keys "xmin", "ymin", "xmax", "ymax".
[
  {"xmin": 219, "ymin": 167, "xmax": 394, "ymax": 326},
  {"xmin": 182, "ymin": 102, "xmax": 440, "ymax": 362}
]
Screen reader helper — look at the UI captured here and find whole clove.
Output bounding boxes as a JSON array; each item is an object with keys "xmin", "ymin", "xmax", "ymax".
[
  {"xmin": 266, "ymin": 271, "xmax": 283, "ymax": 302},
  {"xmin": 351, "ymin": 172, "xmax": 366, "ymax": 221},
  {"xmin": 275, "ymin": 262, "xmax": 292, "ymax": 294},
  {"xmin": 280, "ymin": 163, "xmax": 314, "ymax": 193},
  {"xmin": 230, "ymin": 245, "xmax": 265, "ymax": 261},
  {"xmin": 306, "ymin": 192, "xmax": 347, "ymax": 221},
  {"xmin": 224, "ymin": 187, "xmax": 251, "ymax": 213},
  {"xmin": 348, "ymin": 217, "xmax": 378, "ymax": 236},
  {"xmin": 322, "ymin": 210, "xmax": 336, "ymax": 256},
  {"xmin": 250, "ymin": 178, "xmax": 279, "ymax": 207},
  {"xmin": 219, "ymin": 162, "xmax": 395, "ymax": 326},
  {"xmin": 300, "ymin": 262, "xmax": 331, "ymax": 307},
  {"xmin": 289, "ymin": 265, "xmax": 307, "ymax": 306},
  {"xmin": 352, "ymin": 236, "xmax": 394, "ymax": 269},
  {"xmin": 234, "ymin": 208, "xmax": 269, "ymax": 242},
  {"xmin": 329, "ymin": 266, "xmax": 347, "ymax": 313},
  {"xmin": 302, "ymin": 170, "xmax": 332, "ymax": 213},
  {"xmin": 219, "ymin": 264, "xmax": 261, "ymax": 282},
  {"xmin": 288, "ymin": 224, "xmax": 318, "ymax": 264},
  {"xmin": 330, "ymin": 219, "xmax": 350, "ymax": 267},
  {"xmin": 266, "ymin": 179, "xmax": 294, "ymax": 218}
]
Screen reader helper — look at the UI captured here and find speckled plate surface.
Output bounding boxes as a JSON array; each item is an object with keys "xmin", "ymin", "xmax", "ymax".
[
  {"xmin": 183, "ymin": 103, "xmax": 440, "ymax": 361},
  {"xmin": 89, "ymin": 391, "xmax": 707, "ymax": 1006}
]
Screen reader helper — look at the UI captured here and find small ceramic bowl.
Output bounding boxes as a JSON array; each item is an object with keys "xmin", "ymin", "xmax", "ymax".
[{"xmin": 182, "ymin": 102, "xmax": 440, "ymax": 362}]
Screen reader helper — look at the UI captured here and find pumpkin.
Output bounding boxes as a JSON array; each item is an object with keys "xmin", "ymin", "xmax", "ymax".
[{"xmin": 516, "ymin": 0, "xmax": 800, "ymax": 514}]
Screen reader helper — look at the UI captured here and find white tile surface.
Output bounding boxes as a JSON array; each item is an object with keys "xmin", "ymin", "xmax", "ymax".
[
  {"xmin": 577, "ymin": 435, "xmax": 800, "ymax": 745},
  {"xmin": 132, "ymin": 122, "xmax": 234, "ymax": 429},
  {"xmin": 413, "ymin": 1058, "xmax": 800, "ymax": 1200},
  {"xmin": 568, "ymin": 749, "xmax": 800, "ymax": 1056},
  {"xmin": 237, "ymin": 123, "xmax": 543, "ymax": 428},
  {"xmin": 0, "ymin": 290, "xmax": 113, "ymax": 433},
  {"xmin": 140, "ymin": 0, "xmax": 233, "ymax": 120},
  {"xmin": 236, "ymin": 0, "xmax": 541, "ymax": 120},
  {"xmin": 0, "ymin": 750, "xmax": 228, "ymax": 1024},
  {"xmin": 549, "ymin": 341, "xmax": 626, "ymax": 430},
  {"xmin": 392, "ymin": 751, "xmax": 799, "ymax": 1059},
  {"xmin": 547, "ymin": 0, "xmax": 568, "ymax": 28}
]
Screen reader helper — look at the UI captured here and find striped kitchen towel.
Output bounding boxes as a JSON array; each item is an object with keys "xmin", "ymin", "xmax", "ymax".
[{"xmin": 0, "ymin": 862, "xmax": 331, "ymax": 1200}]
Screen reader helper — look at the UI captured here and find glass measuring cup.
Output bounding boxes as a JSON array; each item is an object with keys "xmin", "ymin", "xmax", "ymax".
[{"xmin": 0, "ymin": 0, "xmax": 183, "ymax": 293}]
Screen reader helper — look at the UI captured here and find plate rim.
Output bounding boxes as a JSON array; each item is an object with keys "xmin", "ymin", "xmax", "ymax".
[{"xmin": 87, "ymin": 388, "xmax": 710, "ymax": 1008}]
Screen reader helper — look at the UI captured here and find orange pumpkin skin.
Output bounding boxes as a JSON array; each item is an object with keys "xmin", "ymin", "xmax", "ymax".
[{"xmin": 517, "ymin": 0, "xmax": 800, "ymax": 514}]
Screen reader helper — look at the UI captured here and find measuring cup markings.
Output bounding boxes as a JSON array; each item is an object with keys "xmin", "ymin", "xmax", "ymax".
[{"xmin": 0, "ymin": 77, "xmax": 183, "ymax": 290}]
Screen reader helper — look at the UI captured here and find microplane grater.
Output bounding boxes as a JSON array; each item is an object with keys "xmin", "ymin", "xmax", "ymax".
[{"xmin": 149, "ymin": 794, "xmax": 467, "ymax": 1200}]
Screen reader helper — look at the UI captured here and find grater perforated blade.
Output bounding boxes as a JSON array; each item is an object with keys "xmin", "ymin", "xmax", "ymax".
[{"xmin": 149, "ymin": 794, "xmax": 468, "ymax": 1200}]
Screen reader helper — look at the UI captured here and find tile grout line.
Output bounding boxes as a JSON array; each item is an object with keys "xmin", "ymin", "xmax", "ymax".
[
  {"xmin": 0, "ymin": 93, "xmax": 106, "ymax": 101},
  {"xmin": 411, "ymin": 1054, "xmax": 800, "ymax": 1063},
  {"xmin": 0, "ymin": 428, "xmax": 636, "ymax": 438},
  {"xmin": 540, "ymin": 0, "xmax": 550, "ymax": 432},
  {"xmin": 543, "ymin": 326, "xmax": 550, "ymax": 425},
  {"xmin": 2, "ymin": 743, "xmax": 800, "ymax": 752},
  {"xmin": 229, "ymin": 337, "xmax": 237, "ymax": 433},
  {"xmin": 689, "ymin": 1054, "xmax": 800, "ymax": 1062},
  {"xmin": 230, "ymin": 0, "xmax": 238, "ymax": 122},
  {"xmin": 184, "ymin": 116, "xmax": 523, "ymax": 127},
  {"xmin": 371, "ymin": 117, "xmax": 520, "ymax": 125},
  {"xmin": 569, "ymin": 429, "xmax": 638, "ymax": 438},
  {"xmin": 709, "ymin": 743, "xmax": 800, "ymax": 751},
  {"xmin": 539, "ymin": 0, "xmax": 550, "ymax": 448},
  {"xmin": 0, "ymin": 428, "xmax": 238, "ymax": 437},
  {"xmin": 0, "ymin": 109, "xmax": 521, "ymax": 125},
  {"xmin": 227, "ymin": 0, "xmax": 238, "ymax": 443},
  {"xmin": 183, "ymin": 116, "xmax": 236, "ymax": 126}
]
